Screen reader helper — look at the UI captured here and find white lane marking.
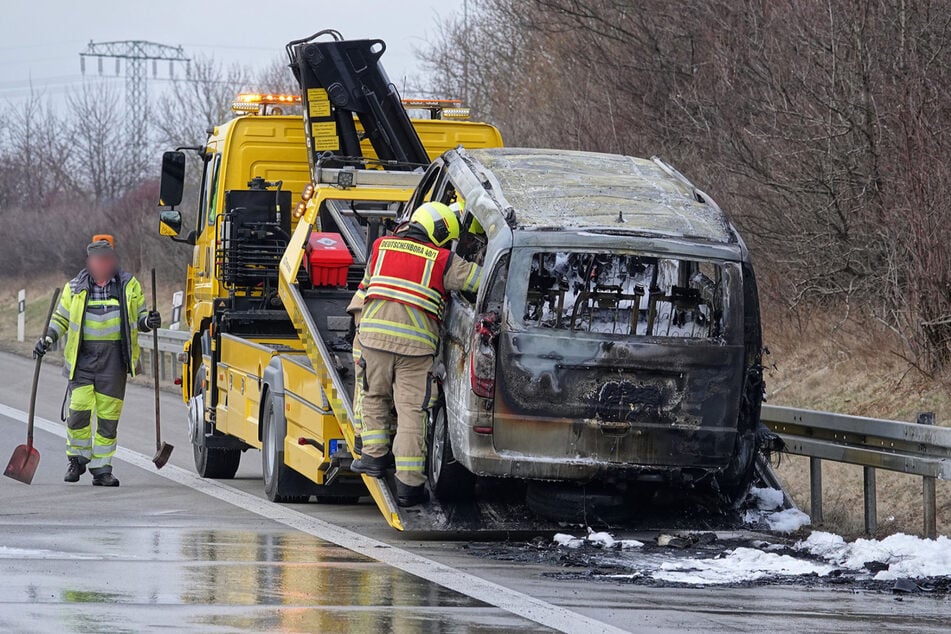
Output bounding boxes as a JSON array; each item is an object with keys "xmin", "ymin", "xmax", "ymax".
[{"xmin": 0, "ymin": 403, "xmax": 627, "ymax": 634}]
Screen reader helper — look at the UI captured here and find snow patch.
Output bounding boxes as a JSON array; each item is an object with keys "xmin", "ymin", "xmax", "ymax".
[
  {"xmin": 553, "ymin": 533, "xmax": 584, "ymax": 549},
  {"xmin": 749, "ymin": 486, "xmax": 784, "ymax": 510},
  {"xmin": 652, "ymin": 547, "xmax": 835, "ymax": 586},
  {"xmin": 796, "ymin": 531, "xmax": 951, "ymax": 580},
  {"xmin": 553, "ymin": 529, "xmax": 644, "ymax": 550},
  {"xmin": 765, "ymin": 508, "xmax": 812, "ymax": 533},
  {"xmin": 743, "ymin": 487, "xmax": 810, "ymax": 533}
]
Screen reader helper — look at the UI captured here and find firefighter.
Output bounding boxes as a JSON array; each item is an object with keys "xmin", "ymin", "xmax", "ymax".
[
  {"xmin": 350, "ymin": 202, "xmax": 481, "ymax": 507},
  {"xmin": 33, "ymin": 236, "xmax": 161, "ymax": 486}
]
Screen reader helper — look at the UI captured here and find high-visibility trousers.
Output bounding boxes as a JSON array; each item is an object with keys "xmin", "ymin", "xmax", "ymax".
[
  {"xmin": 352, "ymin": 334, "xmax": 397, "ymax": 442},
  {"xmin": 66, "ymin": 342, "xmax": 127, "ymax": 473},
  {"xmin": 360, "ymin": 346, "xmax": 432, "ymax": 487}
]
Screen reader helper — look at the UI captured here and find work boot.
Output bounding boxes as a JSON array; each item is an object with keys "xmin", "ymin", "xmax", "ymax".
[
  {"xmin": 350, "ymin": 452, "xmax": 394, "ymax": 477},
  {"xmin": 91, "ymin": 472, "xmax": 120, "ymax": 487},
  {"xmin": 353, "ymin": 434, "xmax": 363, "ymax": 456},
  {"xmin": 396, "ymin": 480, "xmax": 429, "ymax": 508},
  {"xmin": 64, "ymin": 457, "xmax": 86, "ymax": 483}
]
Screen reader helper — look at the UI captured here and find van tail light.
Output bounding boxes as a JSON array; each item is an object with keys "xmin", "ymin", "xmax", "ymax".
[{"xmin": 470, "ymin": 311, "xmax": 500, "ymax": 398}]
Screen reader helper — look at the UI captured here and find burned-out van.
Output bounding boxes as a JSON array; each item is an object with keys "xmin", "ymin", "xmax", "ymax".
[{"xmin": 412, "ymin": 148, "xmax": 764, "ymax": 519}]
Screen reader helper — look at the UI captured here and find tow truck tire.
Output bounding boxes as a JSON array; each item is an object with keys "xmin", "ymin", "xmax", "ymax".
[
  {"xmin": 261, "ymin": 391, "xmax": 312, "ymax": 504},
  {"xmin": 427, "ymin": 400, "xmax": 476, "ymax": 502},
  {"xmin": 192, "ymin": 366, "xmax": 241, "ymax": 479}
]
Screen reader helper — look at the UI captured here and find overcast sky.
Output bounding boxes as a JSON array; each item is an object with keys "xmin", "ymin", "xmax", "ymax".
[{"xmin": 0, "ymin": 0, "xmax": 464, "ymax": 101}]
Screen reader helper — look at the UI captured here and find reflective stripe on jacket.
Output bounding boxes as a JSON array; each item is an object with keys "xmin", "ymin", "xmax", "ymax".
[
  {"xmin": 355, "ymin": 234, "xmax": 483, "ymax": 357},
  {"xmin": 49, "ymin": 270, "xmax": 147, "ymax": 379}
]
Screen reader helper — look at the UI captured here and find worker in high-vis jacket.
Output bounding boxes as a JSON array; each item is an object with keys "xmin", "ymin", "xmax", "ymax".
[
  {"xmin": 349, "ymin": 202, "xmax": 481, "ymax": 507},
  {"xmin": 33, "ymin": 236, "xmax": 161, "ymax": 487}
]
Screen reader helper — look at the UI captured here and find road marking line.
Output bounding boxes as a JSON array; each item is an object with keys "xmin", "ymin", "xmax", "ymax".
[{"xmin": 0, "ymin": 403, "xmax": 627, "ymax": 634}]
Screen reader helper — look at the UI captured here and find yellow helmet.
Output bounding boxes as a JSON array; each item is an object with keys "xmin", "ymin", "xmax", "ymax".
[{"xmin": 410, "ymin": 201, "xmax": 459, "ymax": 247}]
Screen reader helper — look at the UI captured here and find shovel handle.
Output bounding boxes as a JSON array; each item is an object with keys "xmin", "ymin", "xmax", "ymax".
[
  {"xmin": 151, "ymin": 269, "xmax": 162, "ymax": 452},
  {"xmin": 29, "ymin": 288, "xmax": 62, "ymax": 448}
]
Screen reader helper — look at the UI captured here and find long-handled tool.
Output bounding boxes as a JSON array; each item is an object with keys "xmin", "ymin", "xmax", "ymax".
[
  {"xmin": 4, "ymin": 288, "xmax": 61, "ymax": 484},
  {"xmin": 150, "ymin": 268, "xmax": 173, "ymax": 468}
]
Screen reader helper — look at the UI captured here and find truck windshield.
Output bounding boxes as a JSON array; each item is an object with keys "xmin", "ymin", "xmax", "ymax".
[{"xmin": 523, "ymin": 251, "xmax": 735, "ymax": 339}]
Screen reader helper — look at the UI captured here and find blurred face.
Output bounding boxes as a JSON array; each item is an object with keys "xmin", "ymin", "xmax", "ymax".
[{"xmin": 87, "ymin": 253, "xmax": 117, "ymax": 282}]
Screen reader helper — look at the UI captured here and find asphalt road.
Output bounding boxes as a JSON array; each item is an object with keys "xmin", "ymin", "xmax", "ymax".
[{"xmin": 0, "ymin": 350, "xmax": 948, "ymax": 633}]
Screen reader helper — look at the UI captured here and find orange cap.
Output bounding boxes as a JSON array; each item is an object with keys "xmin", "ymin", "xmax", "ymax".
[{"xmin": 92, "ymin": 234, "xmax": 115, "ymax": 248}]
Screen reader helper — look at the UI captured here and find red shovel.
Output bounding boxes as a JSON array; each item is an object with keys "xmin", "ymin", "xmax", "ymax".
[{"xmin": 4, "ymin": 288, "xmax": 61, "ymax": 484}]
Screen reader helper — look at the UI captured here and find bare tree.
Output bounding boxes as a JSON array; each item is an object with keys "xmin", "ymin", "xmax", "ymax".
[
  {"xmin": 68, "ymin": 83, "xmax": 134, "ymax": 203},
  {"xmin": 154, "ymin": 55, "xmax": 248, "ymax": 149},
  {"xmin": 419, "ymin": 0, "xmax": 951, "ymax": 367}
]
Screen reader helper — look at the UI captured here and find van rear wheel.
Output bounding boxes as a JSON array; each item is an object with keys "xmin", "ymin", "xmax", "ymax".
[
  {"xmin": 427, "ymin": 401, "xmax": 476, "ymax": 502},
  {"xmin": 714, "ymin": 431, "xmax": 756, "ymax": 508}
]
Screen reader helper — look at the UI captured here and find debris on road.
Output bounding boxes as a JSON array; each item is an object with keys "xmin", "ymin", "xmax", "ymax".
[{"xmin": 480, "ymin": 528, "xmax": 951, "ymax": 594}]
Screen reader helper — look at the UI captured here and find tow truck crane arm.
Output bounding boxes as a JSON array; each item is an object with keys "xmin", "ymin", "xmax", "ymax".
[{"xmin": 287, "ymin": 32, "xmax": 430, "ymax": 172}]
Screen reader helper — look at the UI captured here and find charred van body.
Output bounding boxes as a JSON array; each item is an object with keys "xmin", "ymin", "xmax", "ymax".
[{"xmin": 414, "ymin": 147, "xmax": 764, "ymax": 517}]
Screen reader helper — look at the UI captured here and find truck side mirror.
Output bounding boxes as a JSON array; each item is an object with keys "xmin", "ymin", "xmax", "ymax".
[
  {"xmin": 159, "ymin": 209, "xmax": 183, "ymax": 236},
  {"xmin": 158, "ymin": 209, "xmax": 197, "ymax": 245},
  {"xmin": 159, "ymin": 151, "xmax": 186, "ymax": 208}
]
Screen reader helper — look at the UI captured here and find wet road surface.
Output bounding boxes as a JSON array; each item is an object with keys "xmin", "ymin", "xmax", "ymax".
[{"xmin": 0, "ymin": 351, "xmax": 948, "ymax": 632}]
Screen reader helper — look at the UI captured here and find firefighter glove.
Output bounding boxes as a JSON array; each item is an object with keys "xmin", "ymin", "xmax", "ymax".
[{"xmin": 33, "ymin": 336, "xmax": 52, "ymax": 359}]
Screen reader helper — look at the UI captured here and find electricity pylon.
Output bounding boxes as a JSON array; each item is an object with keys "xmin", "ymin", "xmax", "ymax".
[{"xmin": 80, "ymin": 40, "xmax": 190, "ymax": 175}]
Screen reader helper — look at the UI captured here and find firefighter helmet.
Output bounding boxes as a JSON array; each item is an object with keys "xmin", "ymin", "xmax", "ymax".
[{"xmin": 410, "ymin": 202, "xmax": 459, "ymax": 247}]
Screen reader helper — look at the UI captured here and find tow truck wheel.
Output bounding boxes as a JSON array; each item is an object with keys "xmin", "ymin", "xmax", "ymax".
[
  {"xmin": 261, "ymin": 391, "xmax": 312, "ymax": 504},
  {"xmin": 427, "ymin": 400, "xmax": 476, "ymax": 502},
  {"xmin": 191, "ymin": 366, "xmax": 241, "ymax": 479}
]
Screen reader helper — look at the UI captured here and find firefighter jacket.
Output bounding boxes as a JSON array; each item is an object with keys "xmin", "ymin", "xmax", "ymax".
[
  {"xmin": 353, "ymin": 235, "xmax": 481, "ymax": 356},
  {"xmin": 48, "ymin": 269, "xmax": 148, "ymax": 379}
]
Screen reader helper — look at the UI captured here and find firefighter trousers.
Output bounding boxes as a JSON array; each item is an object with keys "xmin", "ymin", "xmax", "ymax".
[
  {"xmin": 360, "ymin": 346, "xmax": 432, "ymax": 487},
  {"xmin": 66, "ymin": 342, "xmax": 127, "ymax": 474}
]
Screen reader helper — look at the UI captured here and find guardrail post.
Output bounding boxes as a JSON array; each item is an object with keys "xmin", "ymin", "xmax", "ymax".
[
  {"xmin": 918, "ymin": 412, "xmax": 937, "ymax": 539},
  {"xmin": 809, "ymin": 457, "xmax": 823, "ymax": 525},
  {"xmin": 863, "ymin": 467, "xmax": 877, "ymax": 535}
]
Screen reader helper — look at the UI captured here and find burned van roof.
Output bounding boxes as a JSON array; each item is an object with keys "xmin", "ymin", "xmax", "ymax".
[{"xmin": 466, "ymin": 148, "xmax": 735, "ymax": 243}]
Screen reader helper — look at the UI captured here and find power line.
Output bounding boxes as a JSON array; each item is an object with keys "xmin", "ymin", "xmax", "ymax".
[{"xmin": 79, "ymin": 40, "xmax": 190, "ymax": 174}]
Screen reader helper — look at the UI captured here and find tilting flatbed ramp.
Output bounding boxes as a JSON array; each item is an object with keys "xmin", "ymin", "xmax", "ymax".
[{"xmin": 278, "ymin": 195, "xmax": 571, "ymax": 534}]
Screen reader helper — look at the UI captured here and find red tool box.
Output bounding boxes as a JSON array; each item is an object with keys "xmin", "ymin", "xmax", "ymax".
[{"xmin": 305, "ymin": 232, "xmax": 353, "ymax": 287}]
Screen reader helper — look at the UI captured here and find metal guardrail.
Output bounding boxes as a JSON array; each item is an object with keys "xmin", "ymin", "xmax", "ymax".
[
  {"xmin": 140, "ymin": 329, "xmax": 188, "ymax": 385},
  {"xmin": 762, "ymin": 404, "xmax": 949, "ymax": 538}
]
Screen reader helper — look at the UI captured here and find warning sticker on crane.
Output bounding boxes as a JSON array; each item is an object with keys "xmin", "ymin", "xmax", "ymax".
[
  {"xmin": 312, "ymin": 121, "xmax": 339, "ymax": 151},
  {"xmin": 307, "ymin": 88, "xmax": 331, "ymax": 118}
]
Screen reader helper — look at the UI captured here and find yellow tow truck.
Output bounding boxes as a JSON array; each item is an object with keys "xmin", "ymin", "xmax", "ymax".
[{"xmin": 156, "ymin": 32, "xmax": 535, "ymax": 530}]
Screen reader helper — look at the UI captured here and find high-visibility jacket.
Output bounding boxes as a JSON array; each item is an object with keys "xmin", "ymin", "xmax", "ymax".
[
  {"xmin": 355, "ymin": 235, "xmax": 481, "ymax": 356},
  {"xmin": 49, "ymin": 269, "xmax": 147, "ymax": 379},
  {"xmin": 365, "ymin": 236, "xmax": 452, "ymax": 319}
]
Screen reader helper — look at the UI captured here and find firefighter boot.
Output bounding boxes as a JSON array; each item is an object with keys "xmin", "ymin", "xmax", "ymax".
[
  {"xmin": 91, "ymin": 470, "xmax": 120, "ymax": 487},
  {"xmin": 64, "ymin": 457, "xmax": 87, "ymax": 483},
  {"xmin": 353, "ymin": 434, "xmax": 363, "ymax": 456},
  {"xmin": 396, "ymin": 480, "xmax": 429, "ymax": 507},
  {"xmin": 350, "ymin": 452, "xmax": 395, "ymax": 477}
]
